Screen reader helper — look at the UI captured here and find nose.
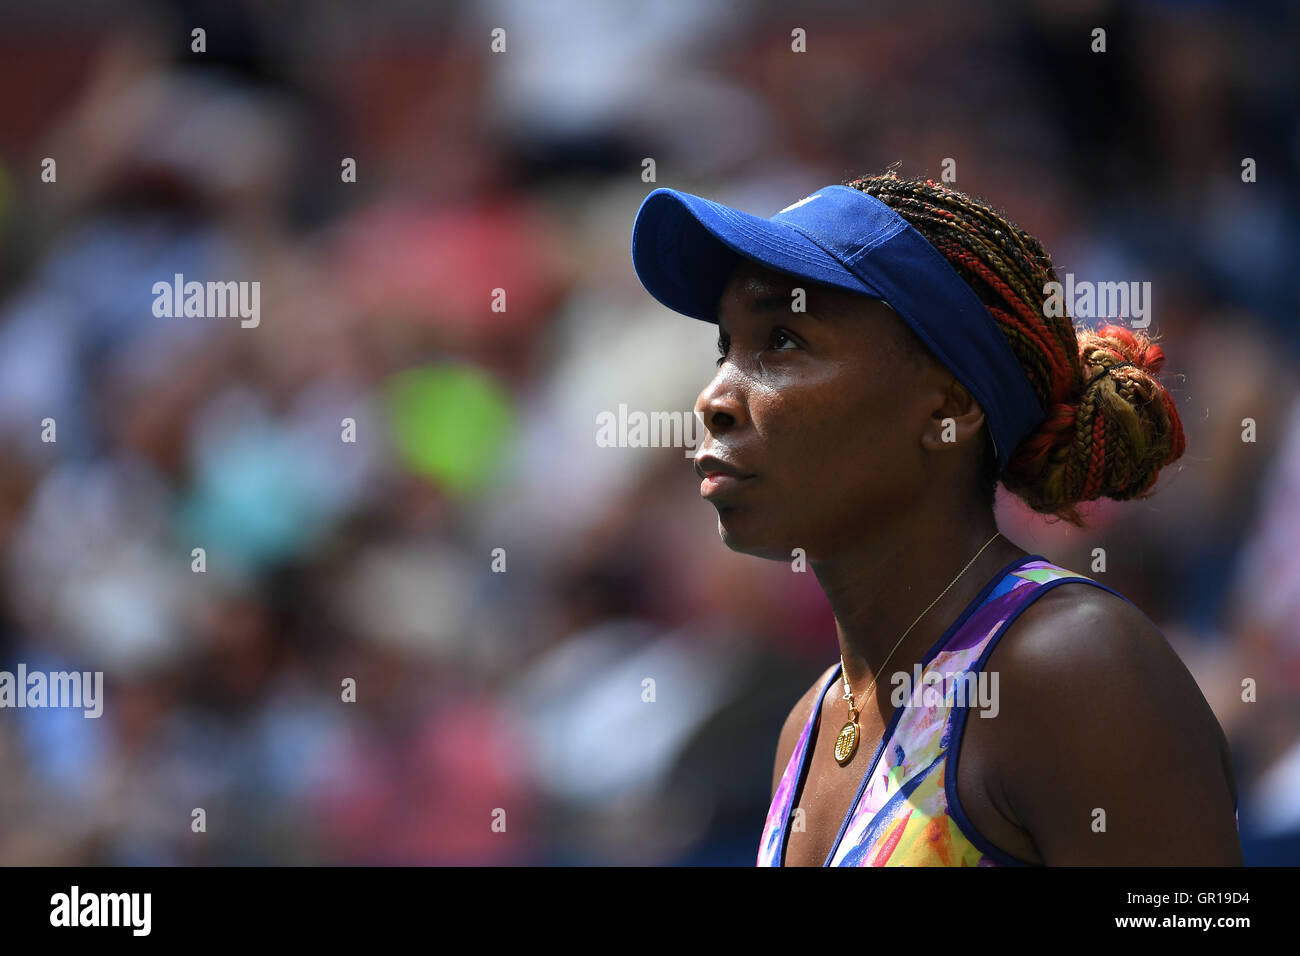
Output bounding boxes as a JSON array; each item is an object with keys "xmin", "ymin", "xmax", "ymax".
[{"xmin": 694, "ymin": 366, "xmax": 747, "ymax": 435}]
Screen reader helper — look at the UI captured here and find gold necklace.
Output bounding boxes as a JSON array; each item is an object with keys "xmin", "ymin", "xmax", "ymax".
[{"xmin": 833, "ymin": 531, "xmax": 1002, "ymax": 766}]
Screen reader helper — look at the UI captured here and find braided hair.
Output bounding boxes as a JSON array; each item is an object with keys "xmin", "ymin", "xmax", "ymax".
[{"xmin": 844, "ymin": 171, "xmax": 1186, "ymax": 526}]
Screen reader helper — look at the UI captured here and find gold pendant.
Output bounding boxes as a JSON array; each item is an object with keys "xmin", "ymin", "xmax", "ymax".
[{"xmin": 834, "ymin": 719, "xmax": 859, "ymax": 765}]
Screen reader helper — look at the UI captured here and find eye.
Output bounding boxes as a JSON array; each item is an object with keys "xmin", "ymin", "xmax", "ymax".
[
  {"xmin": 715, "ymin": 334, "xmax": 729, "ymax": 367},
  {"xmin": 769, "ymin": 327, "xmax": 799, "ymax": 351}
]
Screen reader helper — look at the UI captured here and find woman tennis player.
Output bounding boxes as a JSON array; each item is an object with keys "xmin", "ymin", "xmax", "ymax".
[{"xmin": 630, "ymin": 172, "xmax": 1241, "ymax": 866}]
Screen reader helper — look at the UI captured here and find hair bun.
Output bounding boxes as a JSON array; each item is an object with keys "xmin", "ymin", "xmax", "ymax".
[
  {"xmin": 1002, "ymin": 323, "xmax": 1186, "ymax": 526},
  {"xmin": 1066, "ymin": 324, "xmax": 1186, "ymax": 508},
  {"xmin": 1080, "ymin": 324, "xmax": 1168, "ymax": 393}
]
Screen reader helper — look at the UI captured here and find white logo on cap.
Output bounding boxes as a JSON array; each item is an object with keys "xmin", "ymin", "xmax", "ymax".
[{"xmin": 778, "ymin": 193, "xmax": 821, "ymax": 214}]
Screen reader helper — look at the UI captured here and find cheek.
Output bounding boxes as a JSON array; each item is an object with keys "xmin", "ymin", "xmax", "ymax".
[{"xmin": 758, "ymin": 377, "xmax": 900, "ymax": 492}]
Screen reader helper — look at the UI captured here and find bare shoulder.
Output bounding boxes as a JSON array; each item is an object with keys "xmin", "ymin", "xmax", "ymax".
[
  {"xmin": 771, "ymin": 663, "xmax": 836, "ymax": 801},
  {"xmin": 996, "ymin": 583, "xmax": 1166, "ymax": 674},
  {"xmin": 994, "ymin": 581, "xmax": 1212, "ymax": 718},
  {"xmin": 992, "ymin": 581, "xmax": 1230, "ymax": 763},
  {"xmin": 980, "ymin": 579, "xmax": 1241, "ymax": 864}
]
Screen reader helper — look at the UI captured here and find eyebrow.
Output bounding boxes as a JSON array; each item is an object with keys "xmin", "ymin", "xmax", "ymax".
[
  {"xmin": 719, "ymin": 296, "xmax": 781, "ymax": 334},
  {"xmin": 744, "ymin": 292, "xmax": 818, "ymax": 314}
]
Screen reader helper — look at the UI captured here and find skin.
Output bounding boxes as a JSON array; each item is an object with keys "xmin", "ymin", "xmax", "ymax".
[{"xmin": 694, "ymin": 258, "xmax": 1242, "ymax": 866}]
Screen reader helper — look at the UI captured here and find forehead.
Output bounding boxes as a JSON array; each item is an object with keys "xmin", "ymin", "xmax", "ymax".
[
  {"xmin": 716, "ymin": 259, "xmax": 885, "ymax": 325},
  {"xmin": 721, "ymin": 259, "xmax": 806, "ymax": 300}
]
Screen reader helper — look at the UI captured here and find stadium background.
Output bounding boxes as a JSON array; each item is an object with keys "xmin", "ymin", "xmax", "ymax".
[{"xmin": 0, "ymin": 0, "xmax": 1297, "ymax": 865}]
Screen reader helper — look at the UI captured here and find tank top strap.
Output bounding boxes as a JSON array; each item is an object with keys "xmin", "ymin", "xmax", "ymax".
[{"xmin": 757, "ymin": 661, "xmax": 840, "ymax": 866}]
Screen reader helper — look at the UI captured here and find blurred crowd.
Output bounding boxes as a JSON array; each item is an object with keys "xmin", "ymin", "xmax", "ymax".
[{"xmin": 0, "ymin": 0, "xmax": 1297, "ymax": 865}]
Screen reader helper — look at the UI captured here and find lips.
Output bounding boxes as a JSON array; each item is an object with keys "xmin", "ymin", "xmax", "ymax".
[
  {"xmin": 694, "ymin": 455, "xmax": 749, "ymax": 480},
  {"xmin": 694, "ymin": 453, "xmax": 754, "ymax": 498}
]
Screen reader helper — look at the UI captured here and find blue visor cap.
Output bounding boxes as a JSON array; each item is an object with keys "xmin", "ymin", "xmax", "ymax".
[{"xmin": 630, "ymin": 183, "xmax": 1045, "ymax": 474}]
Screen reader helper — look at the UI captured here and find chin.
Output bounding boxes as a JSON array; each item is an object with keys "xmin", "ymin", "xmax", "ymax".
[{"xmin": 714, "ymin": 509, "xmax": 802, "ymax": 562}]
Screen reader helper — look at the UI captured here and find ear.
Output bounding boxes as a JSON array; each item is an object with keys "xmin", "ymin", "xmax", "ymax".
[{"xmin": 919, "ymin": 379, "xmax": 986, "ymax": 455}]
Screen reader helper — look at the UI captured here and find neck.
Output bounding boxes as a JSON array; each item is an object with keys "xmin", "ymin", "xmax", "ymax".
[{"xmin": 810, "ymin": 509, "xmax": 1027, "ymax": 713}]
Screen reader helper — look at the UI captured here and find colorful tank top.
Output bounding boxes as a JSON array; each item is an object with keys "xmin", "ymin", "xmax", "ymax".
[{"xmin": 758, "ymin": 553, "xmax": 1232, "ymax": 866}]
